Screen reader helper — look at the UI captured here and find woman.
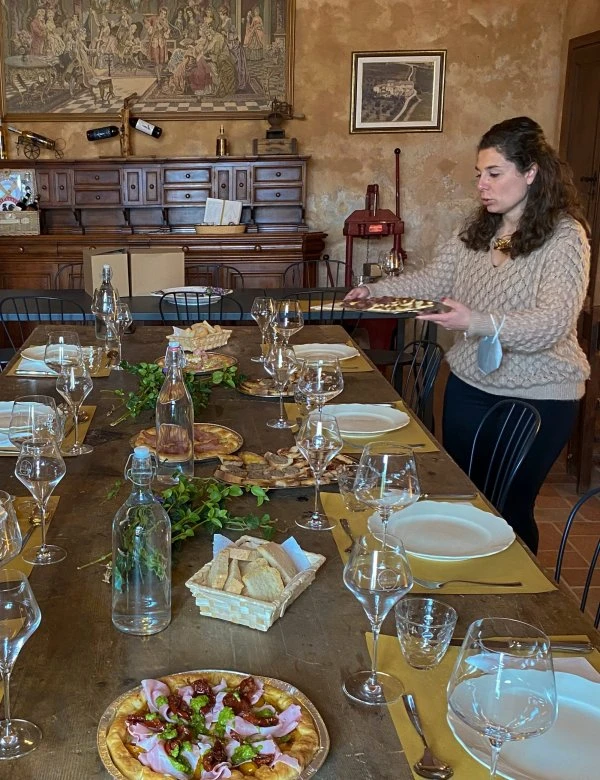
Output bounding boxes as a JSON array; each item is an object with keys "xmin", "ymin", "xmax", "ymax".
[{"xmin": 345, "ymin": 117, "xmax": 591, "ymax": 553}]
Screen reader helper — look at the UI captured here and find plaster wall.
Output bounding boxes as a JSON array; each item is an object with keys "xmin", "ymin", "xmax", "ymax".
[{"xmin": 6, "ymin": 0, "xmax": 597, "ymax": 273}]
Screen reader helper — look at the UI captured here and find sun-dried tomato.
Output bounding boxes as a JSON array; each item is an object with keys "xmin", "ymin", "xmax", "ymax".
[
  {"xmin": 167, "ymin": 693, "xmax": 190, "ymax": 720},
  {"xmin": 254, "ymin": 754, "xmax": 275, "ymax": 767},
  {"xmin": 242, "ymin": 711, "xmax": 278, "ymax": 727},
  {"xmin": 202, "ymin": 739, "xmax": 227, "ymax": 771},
  {"xmin": 238, "ymin": 676, "xmax": 258, "ymax": 703},
  {"xmin": 223, "ymin": 692, "xmax": 249, "ymax": 715}
]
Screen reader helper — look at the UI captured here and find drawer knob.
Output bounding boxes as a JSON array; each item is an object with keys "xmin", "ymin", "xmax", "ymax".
[
  {"xmin": 238, "ymin": 182, "xmax": 244, "ymax": 187},
  {"xmin": 254, "ymin": 244, "xmax": 262, "ymax": 252},
  {"xmin": 149, "ymin": 184, "xmax": 155, "ymax": 190},
  {"xmin": 41, "ymin": 185, "xmax": 47, "ymax": 190},
  {"xmin": 96, "ymin": 194, "xmax": 101, "ymax": 200},
  {"xmin": 220, "ymin": 183, "xmax": 226, "ymax": 189},
  {"xmin": 18, "ymin": 246, "xmax": 24, "ymax": 253},
  {"xmin": 131, "ymin": 184, "xmax": 136, "ymax": 190},
  {"xmin": 276, "ymin": 171, "xmax": 282, "ymax": 177},
  {"xmin": 186, "ymin": 173, "xmax": 191, "ymax": 179},
  {"xmin": 185, "ymin": 193, "xmax": 191, "ymax": 199},
  {"xmin": 275, "ymin": 192, "xmax": 281, "ymax": 198},
  {"xmin": 59, "ymin": 185, "xmax": 65, "ymax": 190},
  {"xmin": 95, "ymin": 175, "xmax": 100, "ymax": 181}
]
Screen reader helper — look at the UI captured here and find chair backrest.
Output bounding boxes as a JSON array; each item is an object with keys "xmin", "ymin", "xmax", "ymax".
[
  {"xmin": 185, "ymin": 263, "xmax": 245, "ymax": 289},
  {"xmin": 391, "ymin": 340, "xmax": 444, "ymax": 422},
  {"xmin": 0, "ymin": 296, "xmax": 88, "ymax": 351},
  {"xmin": 283, "ymin": 257, "xmax": 346, "ymax": 288},
  {"xmin": 159, "ymin": 291, "xmax": 243, "ymax": 326},
  {"xmin": 555, "ymin": 485, "xmax": 600, "ymax": 628},
  {"xmin": 54, "ymin": 263, "xmax": 84, "ymax": 290},
  {"xmin": 468, "ymin": 399, "xmax": 541, "ymax": 514},
  {"xmin": 287, "ymin": 290, "xmax": 360, "ymax": 328}
]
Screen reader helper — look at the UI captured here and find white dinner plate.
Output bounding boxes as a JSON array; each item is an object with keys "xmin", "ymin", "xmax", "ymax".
[
  {"xmin": 21, "ymin": 345, "xmax": 48, "ymax": 361},
  {"xmin": 151, "ymin": 286, "xmax": 232, "ymax": 306},
  {"xmin": 293, "ymin": 343, "xmax": 360, "ymax": 362},
  {"xmin": 324, "ymin": 403, "xmax": 410, "ymax": 436},
  {"xmin": 368, "ymin": 501, "xmax": 515, "ymax": 560},
  {"xmin": 448, "ymin": 672, "xmax": 600, "ymax": 780}
]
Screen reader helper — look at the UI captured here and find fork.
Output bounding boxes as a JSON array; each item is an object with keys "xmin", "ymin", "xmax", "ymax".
[
  {"xmin": 413, "ymin": 576, "xmax": 523, "ymax": 590},
  {"xmin": 339, "ymin": 518, "xmax": 355, "ymax": 553}
]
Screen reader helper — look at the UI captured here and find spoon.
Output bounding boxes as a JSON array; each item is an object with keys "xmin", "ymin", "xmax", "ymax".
[{"xmin": 402, "ymin": 694, "xmax": 454, "ymax": 779}]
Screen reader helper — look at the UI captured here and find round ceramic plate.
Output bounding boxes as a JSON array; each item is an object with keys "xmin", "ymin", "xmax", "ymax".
[
  {"xmin": 368, "ymin": 501, "xmax": 515, "ymax": 560},
  {"xmin": 448, "ymin": 672, "xmax": 600, "ymax": 780},
  {"xmin": 293, "ymin": 343, "xmax": 359, "ymax": 362},
  {"xmin": 155, "ymin": 352, "xmax": 237, "ymax": 375},
  {"xmin": 324, "ymin": 404, "xmax": 410, "ymax": 436},
  {"xmin": 20, "ymin": 345, "xmax": 48, "ymax": 361},
  {"xmin": 152, "ymin": 286, "xmax": 233, "ymax": 306},
  {"xmin": 97, "ymin": 669, "xmax": 330, "ymax": 780},
  {"xmin": 130, "ymin": 423, "xmax": 243, "ymax": 462}
]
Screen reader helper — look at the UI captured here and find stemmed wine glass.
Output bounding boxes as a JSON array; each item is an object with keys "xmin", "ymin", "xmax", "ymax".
[
  {"xmin": 8, "ymin": 396, "xmax": 64, "ymax": 451},
  {"xmin": 110, "ymin": 301, "xmax": 133, "ymax": 371},
  {"xmin": 263, "ymin": 344, "xmax": 297, "ymax": 429},
  {"xmin": 272, "ymin": 299, "xmax": 304, "ymax": 346},
  {"xmin": 343, "ymin": 533, "xmax": 413, "ymax": 705},
  {"xmin": 91, "ymin": 280, "xmax": 119, "ymax": 364},
  {"xmin": 250, "ymin": 296, "xmax": 275, "ymax": 362},
  {"xmin": 447, "ymin": 617, "xmax": 558, "ymax": 778},
  {"xmin": 55, "ymin": 364, "xmax": 94, "ymax": 456},
  {"xmin": 295, "ymin": 358, "xmax": 344, "ymax": 417},
  {"xmin": 355, "ymin": 443, "xmax": 421, "ymax": 544},
  {"xmin": 0, "ymin": 492, "xmax": 22, "ymax": 566},
  {"xmin": 15, "ymin": 437, "xmax": 66, "ymax": 565},
  {"xmin": 0, "ymin": 570, "xmax": 42, "ymax": 759},
  {"xmin": 295, "ymin": 412, "xmax": 343, "ymax": 530},
  {"xmin": 44, "ymin": 331, "xmax": 82, "ymax": 375}
]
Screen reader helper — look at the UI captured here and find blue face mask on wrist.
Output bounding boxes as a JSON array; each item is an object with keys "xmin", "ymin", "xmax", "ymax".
[{"xmin": 477, "ymin": 314, "xmax": 505, "ymax": 375}]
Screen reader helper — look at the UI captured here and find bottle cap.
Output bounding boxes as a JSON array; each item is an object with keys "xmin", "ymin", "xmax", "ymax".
[
  {"xmin": 134, "ymin": 446, "xmax": 150, "ymax": 458},
  {"xmin": 168, "ymin": 341, "xmax": 180, "ymax": 348}
]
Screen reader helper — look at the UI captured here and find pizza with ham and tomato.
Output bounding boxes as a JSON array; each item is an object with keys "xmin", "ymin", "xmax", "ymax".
[
  {"xmin": 105, "ymin": 672, "xmax": 321, "ymax": 780},
  {"xmin": 132, "ymin": 424, "xmax": 243, "ymax": 462}
]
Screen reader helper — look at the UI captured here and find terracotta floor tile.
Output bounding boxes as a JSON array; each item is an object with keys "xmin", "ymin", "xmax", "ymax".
[
  {"xmin": 537, "ymin": 523, "xmax": 565, "ymax": 550},
  {"xmin": 537, "ymin": 548, "xmax": 587, "ymax": 569},
  {"xmin": 538, "ymin": 484, "xmax": 561, "ymax": 497},
  {"xmin": 566, "ymin": 534, "xmax": 600, "ymax": 558},
  {"xmin": 534, "ymin": 508, "xmax": 570, "ymax": 525},
  {"xmin": 535, "ymin": 495, "xmax": 572, "ymax": 510},
  {"xmin": 557, "ymin": 567, "xmax": 595, "ymax": 587}
]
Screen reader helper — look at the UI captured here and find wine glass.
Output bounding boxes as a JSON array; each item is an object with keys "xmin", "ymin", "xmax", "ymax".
[
  {"xmin": 295, "ymin": 358, "xmax": 344, "ymax": 417},
  {"xmin": 43, "ymin": 331, "xmax": 82, "ymax": 375},
  {"xmin": 250, "ymin": 296, "xmax": 275, "ymax": 362},
  {"xmin": 272, "ymin": 299, "xmax": 304, "ymax": 346},
  {"xmin": 447, "ymin": 617, "xmax": 558, "ymax": 778},
  {"xmin": 355, "ymin": 443, "xmax": 421, "ymax": 544},
  {"xmin": 295, "ymin": 412, "xmax": 343, "ymax": 530},
  {"xmin": 55, "ymin": 364, "xmax": 94, "ymax": 456},
  {"xmin": 263, "ymin": 344, "xmax": 297, "ymax": 429},
  {"xmin": 0, "ymin": 569, "xmax": 42, "ymax": 759},
  {"xmin": 110, "ymin": 301, "xmax": 133, "ymax": 371},
  {"xmin": 0, "ymin": 492, "xmax": 22, "ymax": 566},
  {"xmin": 343, "ymin": 533, "xmax": 413, "ymax": 705},
  {"xmin": 15, "ymin": 437, "xmax": 66, "ymax": 565},
  {"xmin": 8, "ymin": 396, "xmax": 64, "ymax": 451}
]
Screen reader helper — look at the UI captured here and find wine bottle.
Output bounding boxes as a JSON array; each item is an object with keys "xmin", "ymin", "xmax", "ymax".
[
  {"xmin": 86, "ymin": 125, "xmax": 120, "ymax": 142},
  {"xmin": 128, "ymin": 117, "xmax": 162, "ymax": 138},
  {"xmin": 216, "ymin": 124, "xmax": 228, "ymax": 156},
  {"xmin": 7, "ymin": 126, "xmax": 54, "ymax": 148}
]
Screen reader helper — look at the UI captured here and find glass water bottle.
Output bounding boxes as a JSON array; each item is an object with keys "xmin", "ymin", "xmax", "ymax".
[
  {"xmin": 92, "ymin": 264, "xmax": 119, "ymax": 340},
  {"xmin": 155, "ymin": 342, "xmax": 195, "ymax": 482},
  {"xmin": 112, "ymin": 446, "xmax": 172, "ymax": 635}
]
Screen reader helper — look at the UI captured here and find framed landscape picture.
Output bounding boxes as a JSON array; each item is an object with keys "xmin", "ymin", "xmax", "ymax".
[
  {"xmin": 350, "ymin": 50, "xmax": 446, "ymax": 133},
  {"xmin": 0, "ymin": 0, "xmax": 295, "ymax": 121}
]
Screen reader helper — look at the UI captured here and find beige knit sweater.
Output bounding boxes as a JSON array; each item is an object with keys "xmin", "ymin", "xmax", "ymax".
[{"xmin": 366, "ymin": 216, "xmax": 590, "ymax": 400}]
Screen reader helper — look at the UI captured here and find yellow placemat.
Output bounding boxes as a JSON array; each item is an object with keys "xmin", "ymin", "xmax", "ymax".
[
  {"xmin": 0, "ymin": 406, "xmax": 96, "ymax": 457},
  {"xmin": 366, "ymin": 633, "xmax": 600, "ymax": 780},
  {"xmin": 6, "ymin": 354, "xmax": 111, "ymax": 378},
  {"xmin": 322, "ymin": 492, "xmax": 556, "ymax": 594},
  {"xmin": 338, "ymin": 353, "xmax": 375, "ymax": 373}
]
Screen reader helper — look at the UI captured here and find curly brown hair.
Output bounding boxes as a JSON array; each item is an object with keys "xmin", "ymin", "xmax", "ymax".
[{"xmin": 460, "ymin": 116, "xmax": 589, "ymax": 258}]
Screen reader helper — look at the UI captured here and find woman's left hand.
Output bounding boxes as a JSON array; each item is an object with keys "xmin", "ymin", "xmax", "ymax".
[{"xmin": 417, "ymin": 297, "xmax": 472, "ymax": 331}]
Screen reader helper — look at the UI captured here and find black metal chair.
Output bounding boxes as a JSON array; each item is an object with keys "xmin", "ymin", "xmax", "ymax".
[
  {"xmin": 468, "ymin": 399, "xmax": 541, "ymax": 515},
  {"xmin": 390, "ymin": 340, "xmax": 444, "ymax": 427},
  {"xmin": 53, "ymin": 262, "xmax": 84, "ymax": 290},
  {"xmin": 158, "ymin": 291, "xmax": 243, "ymax": 326},
  {"xmin": 185, "ymin": 263, "xmax": 246, "ymax": 290},
  {"xmin": 555, "ymin": 486, "xmax": 600, "ymax": 628},
  {"xmin": 283, "ymin": 256, "xmax": 346, "ymax": 288},
  {"xmin": 0, "ymin": 296, "xmax": 88, "ymax": 353},
  {"xmin": 286, "ymin": 290, "xmax": 362, "ymax": 330}
]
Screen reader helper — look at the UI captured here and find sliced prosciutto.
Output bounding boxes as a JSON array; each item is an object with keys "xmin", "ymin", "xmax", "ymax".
[{"xmin": 138, "ymin": 741, "xmax": 189, "ymax": 780}]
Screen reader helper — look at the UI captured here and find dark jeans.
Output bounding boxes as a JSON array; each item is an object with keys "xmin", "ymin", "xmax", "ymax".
[{"xmin": 442, "ymin": 373, "xmax": 579, "ymax": 553}]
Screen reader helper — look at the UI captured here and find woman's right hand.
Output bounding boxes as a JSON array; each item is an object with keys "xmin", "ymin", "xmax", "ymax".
[{"xmin": 343, "ymin": 285, "xmax": 370, "ymax": 302}]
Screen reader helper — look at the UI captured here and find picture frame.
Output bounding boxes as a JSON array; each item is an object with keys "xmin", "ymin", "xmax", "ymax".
[
  {"xmin": 0, "ymin": 1, "xmax": 295, "ymax": 121},
  {"xmin": 350, "ymin": 50, "xmax": 446, "ymax": 134}
]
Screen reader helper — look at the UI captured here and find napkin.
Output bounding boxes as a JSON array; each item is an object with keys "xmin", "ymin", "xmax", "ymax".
[{"xmin": 15, "ymin": 359, "xmax": 57, "ymax": 375}]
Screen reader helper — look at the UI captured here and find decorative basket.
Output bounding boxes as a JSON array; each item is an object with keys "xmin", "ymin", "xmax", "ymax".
[
  {"xmin": 185, "ymin": 536, "xmax": 326, "ymax": 632},
  {"xmin": 0, "ymin": 210, "xmax": 40, "ymax": 236}
]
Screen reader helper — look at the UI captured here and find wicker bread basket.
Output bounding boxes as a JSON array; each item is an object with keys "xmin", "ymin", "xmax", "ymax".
[
  {"xmin": 169, "ymin": 323, "xmax": 232, "ymax": 351},
  {"xmin": 185, "ymin": 536, "xmax": 326, "ymax": 631}
]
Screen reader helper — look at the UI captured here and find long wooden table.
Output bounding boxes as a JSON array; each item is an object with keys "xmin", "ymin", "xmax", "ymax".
[{"xmin": 1, "ymin": 324, "xmax": 597, "ymax": 779}]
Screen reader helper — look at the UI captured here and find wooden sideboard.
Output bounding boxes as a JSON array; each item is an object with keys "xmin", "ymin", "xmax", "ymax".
[{"xmin": 0, "ymin": 156, "xmax": 327, "ymax": 289}]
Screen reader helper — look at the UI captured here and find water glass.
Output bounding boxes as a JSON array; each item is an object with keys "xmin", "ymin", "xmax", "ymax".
[
  {"xmin": 395, "ymin": 597, "xmax": 457, "ymax": 669},
  {"xmin": 250, "ymin": 296, "xmax": 275, "ymax": 362},
  {"xmin": 80, "ymin": 346, "xmax": 103, "ymax": 374},
  {"xmin": 0, "ymin": 492, "xmax": 22, "ymax": 566},
  {"xmin": 109, "ymin": 302, "xmax": 132, "ymax": 370},
  {"xmin": 43, "ymin": 331, "xmax": 81, "ymax": 375},
  {"xmin": 336, "ymin": 464, "xmax": 370, "ymax": 513},
  {"xmin": 296, "ymin": 412, "xmax": 343, "ymax": 530},
  {"xmin": 264, "ymin": 345, "xmax": 297, "ymax": 429},
  {"xmin": 272, "ymin": 299, "xmax": 304, "ymax": 346},
  {"xmin": 295, "ymin": 358, "xmax": 344, "ymax": 416},
  {"xmin": 9, "ymin": 396, "xmax": 64, "ymax": 450},
  {"xmin": 55, "ymin": 363, "xmax": 94, "ymax": 456}
]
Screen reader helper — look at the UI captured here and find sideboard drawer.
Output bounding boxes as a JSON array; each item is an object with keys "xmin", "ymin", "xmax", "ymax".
[
  {"xmin": 74, "ymin": 169, "xmax": 120, "ymax": 186},
  {"xmin": 163, "ymin": 168, "xmax": 212, "ymax": 184},
  {"xmin": 164, "ymin": 188, "xmax": 210, "ymax": 204},
  {"xmin": 253, "ymin": 186, "xmax": 303, "ymax": 203},
  {"xmin": 74, "ymin": 189, "xmax": 121, "ymax": 205},
  {"xmin": 254, "ymin": 165, "xmax": 303, "ymax": 183}
]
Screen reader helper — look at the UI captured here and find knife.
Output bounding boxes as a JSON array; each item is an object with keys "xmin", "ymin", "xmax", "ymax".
[
  {"xmin": 14, "ymin": 370, "xmax": 57, "ymax": 377},
  {"xmin": 450, "ymin": 638, "xmax": 594, "ymax": 654},
  {"xmin": 420, "ymin": 492, "xmax": 478, "ymax": 501}
]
